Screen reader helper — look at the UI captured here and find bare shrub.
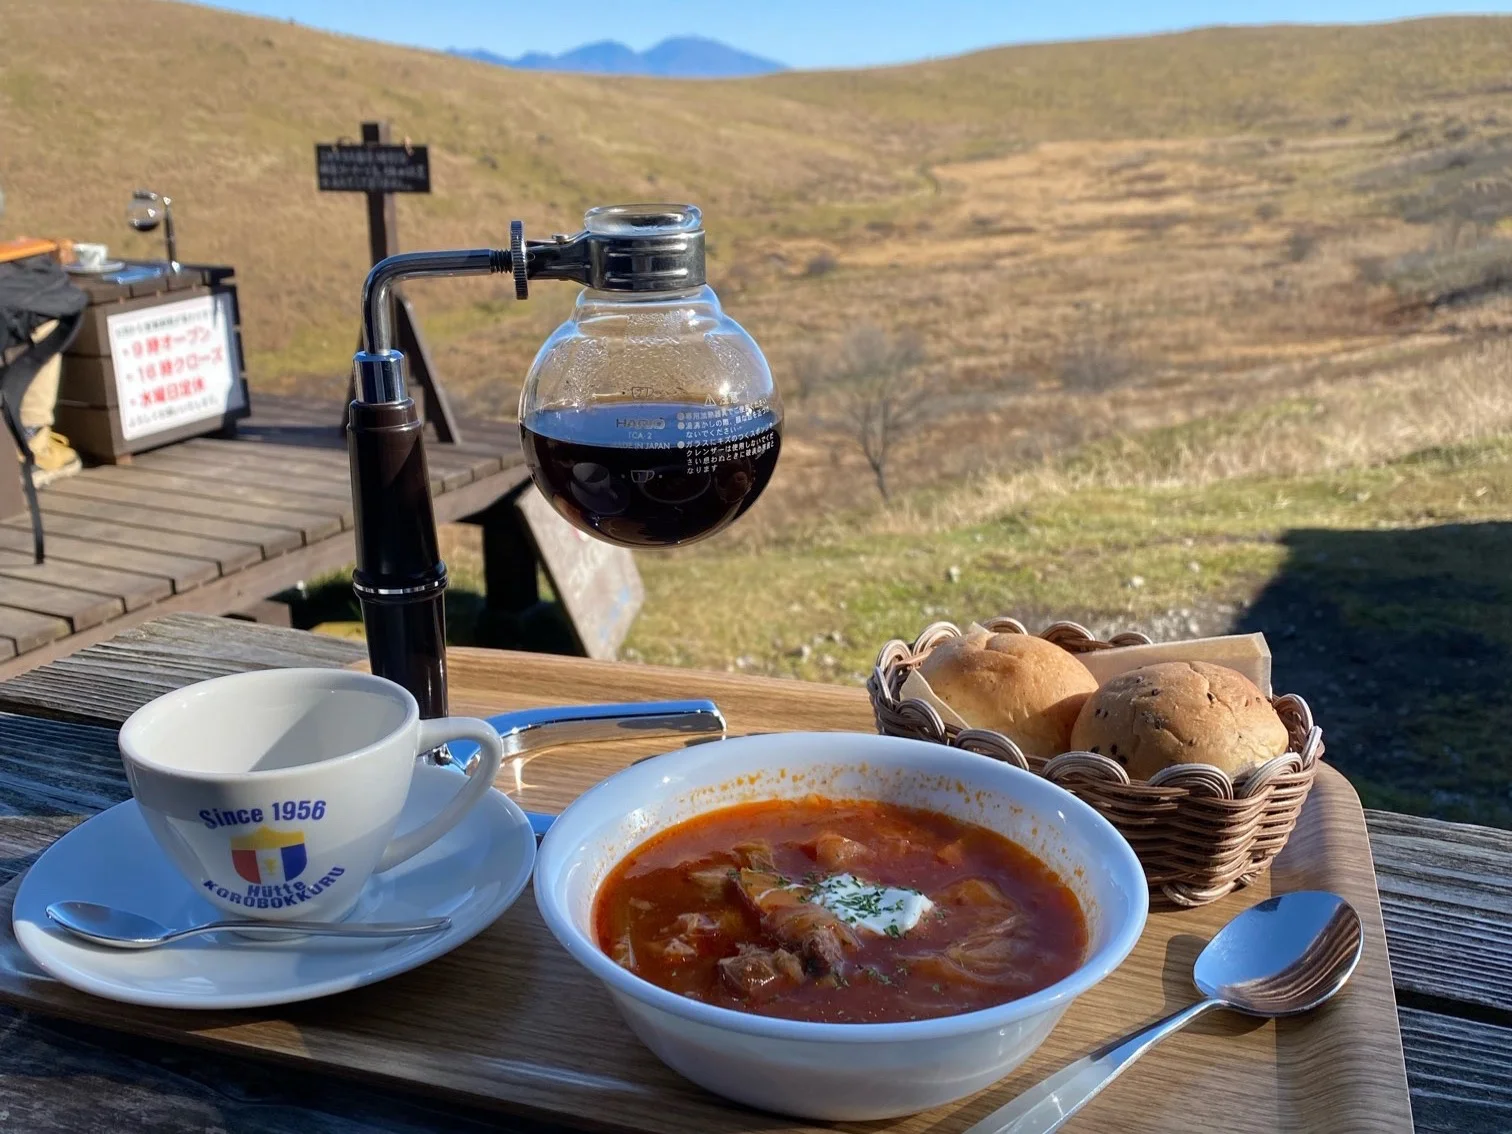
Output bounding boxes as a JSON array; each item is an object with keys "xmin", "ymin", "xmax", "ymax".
[
  {"xmin": 809, "ymin": 325, "xmax": 929, "ymax": 501},
  {"xmin": 804, "ymin": 251, "xmax": 838, "ymax": 277},
  {"xmin": 1057, "ymin": 326, "xmax": 1137, "ymax": 394},
  {"xmin": 1354, "ymin": 256, "xmax": 1387, "ymax": 286},
  {"xmin": 1380, "ymin": 235, "xmax": 1512, "ymax": 306},
  {"xmin": 786, "ymin": 347, "xmax": 827, "ymax": 402},
  {"xmin": 1285, "ymin": 229, "xmax": 1319, "ymax": 262},
  {"xmin": 1107, "ymin": 150, "xmax": 1151, "ymax": 174}
]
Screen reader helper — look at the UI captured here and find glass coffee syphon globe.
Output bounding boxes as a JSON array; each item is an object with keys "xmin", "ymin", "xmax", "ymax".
[{"xmin": 518, "ymin": 205, "xmax": 782, "ymax": 549}]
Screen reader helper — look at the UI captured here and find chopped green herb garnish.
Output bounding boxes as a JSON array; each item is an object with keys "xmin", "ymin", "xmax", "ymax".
[{"xmin": 884, "ymin": 923, "xmax": 903, "ymax": 938}]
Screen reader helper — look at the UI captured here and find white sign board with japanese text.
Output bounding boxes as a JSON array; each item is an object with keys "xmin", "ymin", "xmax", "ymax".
[{"xmin": 106, "ymin": 292, "xmax": 246, "ymax": 441}]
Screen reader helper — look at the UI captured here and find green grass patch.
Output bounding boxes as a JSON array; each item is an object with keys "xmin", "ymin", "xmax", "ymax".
[{"xmin": 626, "ymin": 435, "xmax": 1512, "ymax": 827}]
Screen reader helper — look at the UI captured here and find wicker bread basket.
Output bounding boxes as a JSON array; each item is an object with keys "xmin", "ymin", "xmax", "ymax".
[{"xmin": 867, "ymin": 617, "xmax": 1324, "ymax": 907}]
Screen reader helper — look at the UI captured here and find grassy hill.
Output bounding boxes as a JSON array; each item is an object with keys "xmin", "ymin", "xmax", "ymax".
[
  {"xmin": 5, "ymin": 3, "xmax": 1512, "ymax": 395},
  {"xmin": 8, "ymin": 2, "xmax": 1512, "ymax": 825}
]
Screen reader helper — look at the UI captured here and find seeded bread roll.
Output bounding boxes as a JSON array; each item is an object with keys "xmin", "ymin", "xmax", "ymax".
[
  {"xmin": 1070, "ymin": 661, "xmax": 1289, "ymax": 781},
  {"xmin": 918, "ymin": 631, "xmax": 1098, "ymax": 759}
]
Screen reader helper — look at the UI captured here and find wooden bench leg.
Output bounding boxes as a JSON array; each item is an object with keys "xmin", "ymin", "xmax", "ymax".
[
  {"xmin": 226, "ymin": 599, "xmax": 294, "ymax": 627},
  {"xmin": 463, "ymin": 492, "xmax": 574, "ymax": 652},
  {"xmin": 475, "ymin": 494, "xmax": 538, "ymax": 613}
]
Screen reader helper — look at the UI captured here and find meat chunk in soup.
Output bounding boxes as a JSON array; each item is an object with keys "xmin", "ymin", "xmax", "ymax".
[
  {"xmin": 688, "ymin": 866, "xmax": 735, "ymax": 899},
  {"xmin": 937, "ymin": 877, "xmax": 1017, "ymax": 911},
  {"xmin": 669, "ymin": 912, "xmax": 721, "ymax": 937},
  {"xmin": 718, "ymin": 944, "xmax": 805, "ymax": 1000},
  {"xmin": 806, "ymin": 831, "xmax": 869, "ymax": 871},
  {"xmin": 650, "ymin": 934, "xmax": 699, "ymax": 963},
  {"xmin": 732, "ymin": 868, "xmax": 859, "ymax": 974},
  {"xmin": 609, "ymin": 931, "xmax": 637, "ymax": 969},
  {"xmin": 733, "ymin": 840, "xmax": 777, "ymax": 872},
  {"xmin": 906, "ymin": 915, "xmax": 1036, "ymax": 987},
  {"xmin": 902, "ymin": 879, "xmax": 1035, "ymax": 985}
]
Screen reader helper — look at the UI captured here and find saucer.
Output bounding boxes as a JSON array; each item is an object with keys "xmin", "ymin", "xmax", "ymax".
[{"xmin": 12, "ymin": 763, "xmax": 536, "ymax": 1009}]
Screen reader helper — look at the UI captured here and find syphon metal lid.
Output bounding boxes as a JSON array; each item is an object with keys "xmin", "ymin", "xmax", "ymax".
[{"xmin": 527, "ymin": 203, "xmax": 706, "ymax": 293}]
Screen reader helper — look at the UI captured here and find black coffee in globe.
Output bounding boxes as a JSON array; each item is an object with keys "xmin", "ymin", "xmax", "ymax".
[{"xmin": 521, "ymin": 402, "xmax": 782, "ymax": 548}]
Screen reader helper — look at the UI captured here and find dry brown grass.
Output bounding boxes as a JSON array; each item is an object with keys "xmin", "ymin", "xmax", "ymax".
[
  {"xmin": 8, "ymin": 3, "xmax": 1512, "ymax": 538},
  {"xmin": 5, "ymin": 8, "xmax": 1512, "ymax": 376},
  {"xmin": 913, "ymin": 334, "xmax": 1512, "ymax": 534}
]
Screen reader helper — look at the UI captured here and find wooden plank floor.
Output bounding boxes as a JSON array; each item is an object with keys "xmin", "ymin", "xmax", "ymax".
[{"xmin": 0, "ymin": 396, "xmax": 527, "ymax": 677}]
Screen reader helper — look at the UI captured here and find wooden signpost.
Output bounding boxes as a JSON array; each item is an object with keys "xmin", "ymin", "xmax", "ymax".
[{"xmin": 316, "ymin": 121, "xmax": 461, "ymax": 443}]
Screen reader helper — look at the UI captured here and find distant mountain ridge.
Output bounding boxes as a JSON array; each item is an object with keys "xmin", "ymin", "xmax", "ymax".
[{"xmin": 451, "ymin": 36, "xmax": 785, "ymax": 78}]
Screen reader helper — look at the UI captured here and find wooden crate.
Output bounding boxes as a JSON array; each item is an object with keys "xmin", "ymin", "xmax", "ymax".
[{"xmin": 58, "ymin": 265, "xmax": 250, "ymax": 464}]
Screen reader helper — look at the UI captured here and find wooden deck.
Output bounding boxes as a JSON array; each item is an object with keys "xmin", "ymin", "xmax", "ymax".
[{"xmin": 0, "ymin": 395, "xmax": 527, "ymax": 677}]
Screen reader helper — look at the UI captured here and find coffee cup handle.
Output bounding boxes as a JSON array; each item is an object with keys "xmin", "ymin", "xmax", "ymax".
[{"xmin": 375, "ymin": 717, "xmax": 506, "ymax": 873}]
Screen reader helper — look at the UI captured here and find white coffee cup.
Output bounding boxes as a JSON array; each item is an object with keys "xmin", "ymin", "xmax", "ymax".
[
  {"xmin": 118, "ymin": 668, "xmax": 505, "ymax": 924},
  {"xmin": 74, "ymin": 242, "xmax": 109, "ymax": 270}
]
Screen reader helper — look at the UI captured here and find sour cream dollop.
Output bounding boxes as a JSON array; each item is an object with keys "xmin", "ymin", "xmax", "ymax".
[{"xmin": 806, "ymin": 873, "xmax": 934, "ymax": 937}]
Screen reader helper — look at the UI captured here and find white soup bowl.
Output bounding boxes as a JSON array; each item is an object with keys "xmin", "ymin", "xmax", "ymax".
[{"xmin": 534, "ymin": 731, "xmax": 1148, "ymax": 1120}]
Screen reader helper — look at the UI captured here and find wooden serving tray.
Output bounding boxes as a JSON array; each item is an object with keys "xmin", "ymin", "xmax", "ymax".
[{"xmin": 0, "ymin": 650, "xmax": 1414, "ymax": 1133}]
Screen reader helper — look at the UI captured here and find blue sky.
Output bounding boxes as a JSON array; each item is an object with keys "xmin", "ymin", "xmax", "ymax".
[{"xmin": 189, "ymin": 1, "xmax": 1512, "ymax": 69}]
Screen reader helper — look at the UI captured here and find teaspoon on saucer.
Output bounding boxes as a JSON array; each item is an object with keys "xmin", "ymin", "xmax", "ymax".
[
  {"xmin": 47, "ymin": 901, "xmax": 451, "ymax": 949},
  {"xmin": 965, "ymin": 890, "xmax": 1365, "ymax": 1134}
]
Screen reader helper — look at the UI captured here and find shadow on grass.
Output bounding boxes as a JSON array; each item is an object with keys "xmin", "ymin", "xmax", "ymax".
[{"xmin": 1239, "ymin": 521, "xmax": 1512, "ymax": 829}]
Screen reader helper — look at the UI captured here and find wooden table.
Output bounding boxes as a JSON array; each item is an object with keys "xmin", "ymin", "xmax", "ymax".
[
  {"xmin": 0, "ymin": 615, "xmax": 1505, "ymax": 1133},
  {"xmin": 0, "ymin": 396, "xmax": 527, "ymax": 678}
]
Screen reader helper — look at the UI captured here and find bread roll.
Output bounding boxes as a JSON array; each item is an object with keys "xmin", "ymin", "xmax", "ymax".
[
  {"xmin": 1070, "ymin": 661, "xmax": 1289, "ymax": 781},
  {"xmin": 918, "ymin": 631, "xmax": 1097, "ymax": 759}
]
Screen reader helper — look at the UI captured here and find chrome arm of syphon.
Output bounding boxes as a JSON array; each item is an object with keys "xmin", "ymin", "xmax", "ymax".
[
  {"xmin": 354, "ymin": 224, "xmax": 608, "ymax": 403},
  {"xmin": 354, "ymin": 247, "xmax": 511, "ymax": 403},
  {"xmin": 430, "ymin": 700, "xmax": 728, "ymax": 841}
]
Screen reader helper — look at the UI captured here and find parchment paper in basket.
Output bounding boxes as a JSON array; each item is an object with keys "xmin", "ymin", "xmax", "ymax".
[
  {"xmin": 1074, "ymin": 632, "xmax": 1273, "ymax": 696},
  {"xmin": 899, "ymin": 669, "xmax": 971, "ymax": 730}
]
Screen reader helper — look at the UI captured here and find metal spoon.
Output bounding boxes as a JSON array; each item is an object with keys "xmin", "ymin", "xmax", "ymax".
[
  {"xmin": 965, "ymin": 890, "xmax": 1365, "ymax": 1134},
  {"xmin": 46, "ymin": 901, "xmax": 450, "ymax": 949}
]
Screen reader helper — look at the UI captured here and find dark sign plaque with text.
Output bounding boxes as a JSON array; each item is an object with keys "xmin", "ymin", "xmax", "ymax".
[{"xmin": 315, "ymin": 143, "xmax": 431, "ymax": 194}]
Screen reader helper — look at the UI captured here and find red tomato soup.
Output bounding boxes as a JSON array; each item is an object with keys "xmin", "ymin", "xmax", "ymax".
[{"xmin": 593, "ymin": 797, "xmax": 1088, "ymax": 1024}]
